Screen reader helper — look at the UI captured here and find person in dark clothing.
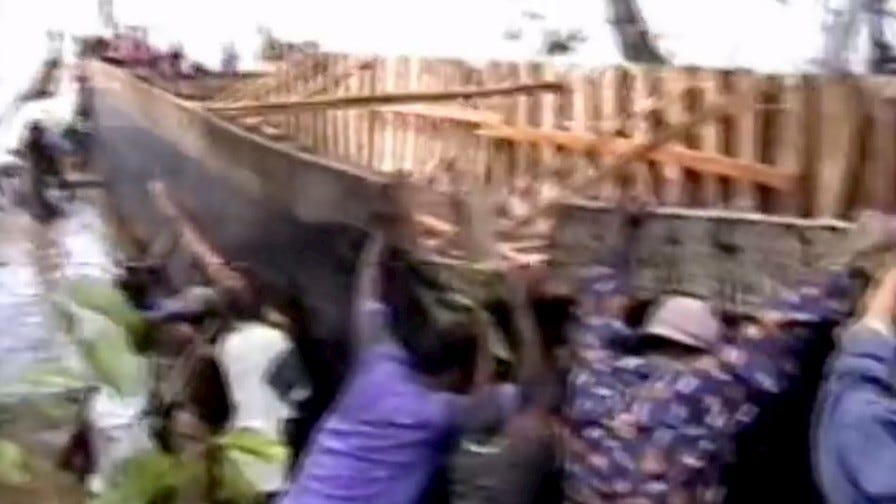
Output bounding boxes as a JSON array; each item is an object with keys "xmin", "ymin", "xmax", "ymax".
[{"xmin": 25, "ymin": 121, "xmax": 65, "ymax": 212}]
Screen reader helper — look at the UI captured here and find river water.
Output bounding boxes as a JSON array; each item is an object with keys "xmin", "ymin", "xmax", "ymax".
[{"xmin": 0, "ymin": 194, "xmax": 118, "ymax": 503}]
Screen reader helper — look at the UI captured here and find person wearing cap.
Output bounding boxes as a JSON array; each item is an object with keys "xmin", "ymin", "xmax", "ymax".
[
  {"xmin": 563, "ymin": 261, "xmax": 858, "ymax": 503},
  {"xmin": 814, "ymin": 266, "xmax": 896, "ymax": 504},
  {"xmin": 279, "ymin": 234, "xmax": 522, "ymax": 504}
]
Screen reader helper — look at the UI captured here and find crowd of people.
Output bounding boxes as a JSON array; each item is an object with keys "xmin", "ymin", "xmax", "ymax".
[
  {"xmin": 50, "ymin": 40, "xmax": 896, "ymax": 503},
  {"xmin": 82, "ymin": 194, "xmax": 896, "ymax": 504},
  {"xmin": 250, "ymin": 208, "xmax": 896, "ymax": 504}
]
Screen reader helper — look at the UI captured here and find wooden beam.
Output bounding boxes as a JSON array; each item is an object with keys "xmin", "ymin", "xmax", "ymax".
[
  {"xmin": 475, "ymin": 122, "xmax": 795, "ymax": 190},
  {"xmin": 375, "ymin": 104, "xmax": 505, "ymax": 125},
  {"xmin": 206, "ymin": 80, "xmax": 566, "ymax": 113},
  {"xmin": 303, "ymin": 57, "xmax": 376, "ymax": 98}
]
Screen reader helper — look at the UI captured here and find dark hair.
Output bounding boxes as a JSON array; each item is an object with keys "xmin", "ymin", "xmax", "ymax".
[
  {"xmin": 379, "ymin": 246, "xmax": 480, "ymax": 382},
  {"xmin": 411, "ymin": 318, "xmax": 479, "ymax": 381}
]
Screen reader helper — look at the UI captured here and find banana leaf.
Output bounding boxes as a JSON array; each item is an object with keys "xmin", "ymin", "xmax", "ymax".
[
  {"xmin": 60, "ymin": 276, "xmax": 148, "ymax": 350},
  {"xmin": 0, "ymin": 439, "xmax": 29, "ymax": 486},
  {"xmin": 89, "ymin": 451, "xmax": 196, "ymax": 504},
  {"xmin": 91, "ymin": 448, "xmax": 260, "ymax": 504},
  {"xmin": 53, "ymin": 299, "xmax": 148, "ymax": 397},
  {"xmin": 216, "ymin": 429, "xmax": 289, "ymax": 465}
]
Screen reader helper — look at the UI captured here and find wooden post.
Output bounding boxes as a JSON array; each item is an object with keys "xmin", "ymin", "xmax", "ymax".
[
  {"xmin": 660, "ymin": 67, "xmax": 686, "ymax": 205},
  {"xmin": 815, "ymin": 77, "xmax": 862, "ymax": 217},
  {"xmin": 730, "ymin": 71, "xmax": 759, "ymax": 210},
  {"xmin": 868, "ymin": 95, "xmax": 896, "ymax": 212},
  {"xmin": 569, "ymin": 68, "xmax": 595, "ymax": 186},
  {"xmin": 598, "ymin": 67, "xmax": 623, "ymax": 201},
  {"xmin": 402, "ymin": 57, "xmax": 422, "ymax": 172},
  {"xmin": 380, "ymin": 57, "xmax": 399, "ymax": 172},
  {"xmin": 697, "ymin": 69, "xmax": 725, "ymax": 207},
  {"xmin": 629, "ymin": 65, "xmax": 656, "ymax": 202},
  {"xmin": 772, "ymin": 76, "xmax": 807, "ymax": 214},
  {"xmin": 539, "ymin": 63, "xmax": 557, "ymax": 168},
  {"xmin": 514, "ymin": 62, "xmax": 535, "ymax": 181},
  {"xmin": 325, "ymin": 54, "xmax": 339, "ymax": 157}
]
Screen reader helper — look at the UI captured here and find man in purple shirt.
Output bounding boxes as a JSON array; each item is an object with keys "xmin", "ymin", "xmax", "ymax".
[{"xmin": 279, "ymin": 234, "xmax": 518, "ymax": 504}]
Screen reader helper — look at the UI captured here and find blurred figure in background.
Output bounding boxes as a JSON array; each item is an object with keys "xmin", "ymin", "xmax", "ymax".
[{"xmin": 221, "ymin": 42, "xmax": 239, "ymax": 75}]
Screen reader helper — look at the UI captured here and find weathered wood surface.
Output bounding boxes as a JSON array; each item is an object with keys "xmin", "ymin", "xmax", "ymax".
[
  {"xmin": 206, "ymin": 51, "xmax": 896, "ymax": 219},
  {"xmin": 93, "ymin": 58, "xmax": 878, "ymax": 310}
]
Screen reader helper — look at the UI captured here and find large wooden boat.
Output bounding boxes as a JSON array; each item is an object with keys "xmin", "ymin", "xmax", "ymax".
[{"xmin": 88, "ymin": 52, "xmax": 889, "ymax": 312}]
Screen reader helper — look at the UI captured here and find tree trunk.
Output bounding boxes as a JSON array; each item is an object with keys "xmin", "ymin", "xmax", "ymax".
[{"xmin": 605, "ymin": 0, "xmax": 668, "ymax": 64}]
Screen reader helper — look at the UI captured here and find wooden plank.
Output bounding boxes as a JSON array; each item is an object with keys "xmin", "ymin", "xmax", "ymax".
[
  {"xmin": 477, "ymin": 62, "xmax": 504, "ymax": 182},
  {"xmin": 513, "ymin": 62, "xmax": 535, "ymax": 180},
  {"xmin": 629, "ymin": 65, "xmax": 655, "ymax": 202},
  {"xmin": 361, "ymin": 57, "xmax": 377, "ymax": 167},
  {"xmin": 393, "ymin": 56, "xmax": 411, "ymax": 172},
  {"xmin": 380, "ymin": 57, "xmax": 398, "ymax": 172},
  {"xmin": 539, "ymin": 63, "xmax": 557, "ymax": 166},
  {"xmin": 474, "ymin": 125, "xmax": 794, "ymax": 189},
  {"xmin": 207, "ymin": 80, "xmax": 566, "ymax": 113},
  {"xmin": 697, "ymin": 70, "xmax": 725, "ymax": 206},
  {"xmin": 402, "ymin": 57, "xmax": 422, "ymax": 172},
  {"xmin": 347, "ymin": 56, "xmax": 362, "ymax": 164},
  {"xmin": 325, "ymin": 54, "xmax": 339, "ymax": 157},
  {"xmin": 659, "ymin": 67, "xmax": 686, "ymax": 205},
  {"xmin": 869, "ymin": 96, "xmax": 896, "ymax": 212},
  {"xmin": 569, "ymin": 68, "xmax": 592, "ymax": 183},
  {"xmin": 815, "ymin": 78, "xmax": 862, "ymax": 217},
  {"xmin": 772, "ymin": 75, "xmax": 807, "ymax": 214},
  {"xmin": 598, "ymin": 67, "xmax": 623, "ymax": 200},
  {"xmin": 730, "ymin": 71, "xmax": 759, "ymax": 210},
  {"xmin": 301, "ymin": 57, "xmax": 375, "ymax": 98},
  {"xmin": 312, "ymin": 55, "xmax": 327, "ymax": 153},
  {"xmin": 375, "ymin": 103, "xmax": 505, "ymax": 125},
  {"xmin": 416, "ymin": 60, "xmax": 441, "ymax": 183}
]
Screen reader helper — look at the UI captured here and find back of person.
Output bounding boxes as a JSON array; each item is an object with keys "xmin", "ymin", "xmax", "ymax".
[
  {"xmin": 563, "ymin": 268, "xmax": 852, "ymax": 503},
  {"xmin": 280, "ymin": 343, "xmax": 457, "ymax": 504}
]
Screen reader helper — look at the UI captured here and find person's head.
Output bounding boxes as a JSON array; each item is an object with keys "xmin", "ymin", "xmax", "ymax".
[
  {"xmin": 412, "ymin": 317, "xmax": 482, "ymax": 394},
  {"xmin": 28, "ymin": 121, "xmax": 46, "ymax": 142}
]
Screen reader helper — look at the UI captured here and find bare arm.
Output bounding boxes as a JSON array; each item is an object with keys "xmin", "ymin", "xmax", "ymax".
[{"xmin": 351, "ymin": 231, "xmax": 386, "ymax": 357}]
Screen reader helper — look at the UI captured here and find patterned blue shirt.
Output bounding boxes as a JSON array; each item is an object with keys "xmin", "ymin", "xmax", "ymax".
[{"xmin": 564, "ymin": 267, "xmax": 853, "ymax": 503}]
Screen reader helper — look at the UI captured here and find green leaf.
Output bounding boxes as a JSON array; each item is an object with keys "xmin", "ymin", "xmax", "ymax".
[
  {"xmin": 217, "ymin": 452, "xmax": 260, "ymax": 503},
  {"xmin": 90, "ymin": 450, "xmax": 195, "ymax": 504},
  {"xmin": 216, "ymin": 428, "xmax": 289, "ymax": 465},
  {"xmin": 0, "ymin": 439, "xmax": 30, "ymax": 486},
  {"xmin": 21, "ymin": 363, "xmax": 88, "ymax": 391},
  {"xmin": 61, "ymin": 276, "xmax": 148, "ymax": 349},
  {"xmin": 55, "ymin": 301, "xmax": 148, "ymax": 397}
]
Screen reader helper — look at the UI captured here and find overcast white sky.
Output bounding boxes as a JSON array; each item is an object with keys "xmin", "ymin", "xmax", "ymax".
[{"xmin": 0, "ymin": 0, "xmax": 872, "ymax": 110}]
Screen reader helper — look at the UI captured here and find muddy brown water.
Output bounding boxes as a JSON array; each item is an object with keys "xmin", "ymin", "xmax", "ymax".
[{"xmin": 0, "ymin": 195, "xmax": 118, "ymax": 503}]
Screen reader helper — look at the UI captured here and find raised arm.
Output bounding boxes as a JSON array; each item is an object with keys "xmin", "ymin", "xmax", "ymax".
[{"xmin": 351, "ymin": 231, "xmax": 386, "ymax": 357}]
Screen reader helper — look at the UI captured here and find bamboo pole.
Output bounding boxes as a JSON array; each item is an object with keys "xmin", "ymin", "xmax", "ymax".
[{"xmin": 206, "ymin": 81, "xmax": 566, "ymax": 113}]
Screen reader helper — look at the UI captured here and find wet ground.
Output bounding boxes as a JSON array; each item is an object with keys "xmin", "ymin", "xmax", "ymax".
[{"xmin": 0, "ymin": 192, "xmax": 118, "ymax": 503}]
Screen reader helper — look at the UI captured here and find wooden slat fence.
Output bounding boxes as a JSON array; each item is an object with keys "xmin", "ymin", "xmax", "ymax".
[{"xmin": 208, "ymin": 52, "xmax": 896, "ymax": 219}]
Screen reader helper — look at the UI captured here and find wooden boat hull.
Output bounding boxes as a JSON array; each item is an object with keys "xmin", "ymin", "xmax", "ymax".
[{"xmin": 88, "ymin": 60, "xmax": 855, "ymax": 313}]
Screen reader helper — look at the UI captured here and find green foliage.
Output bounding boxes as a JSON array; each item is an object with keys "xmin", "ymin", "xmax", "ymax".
[
  {"xmin": 21, "ymin": 363, "xmax": 88, "ymax": 391},
  {"xmin": 0, "ymin": 439, "xmax": 30, "ymax": 486},
  {"xmin": 90, "ymin": 443, "xmax": 270, "ymax": 504},
  {"xmin": 61, "ymin": 276, "xmax": 149, "ymax": 350},
  {"xmin": 216, "ymin": 428, "xmax": 289, "ymax": 465},
  {"xmin": 90, "ymin": 451, "xmax": 197, "ymax": 504},
  {"xmin": 52, "ymin": 278, "xmax": 150, "ymax": 397},
  {"xmin": 59, "ymin": 303, "xmax": 148, "ymax": 397}
]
